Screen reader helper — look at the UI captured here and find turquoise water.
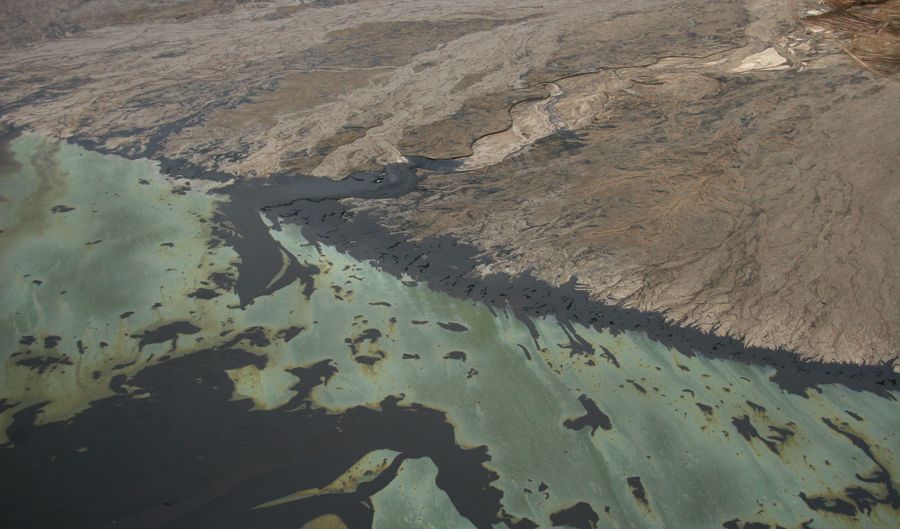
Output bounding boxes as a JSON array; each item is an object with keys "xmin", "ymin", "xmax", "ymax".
[{"xmin": 1, "ymin": 134, "xmax": 897, "ymax": 528}]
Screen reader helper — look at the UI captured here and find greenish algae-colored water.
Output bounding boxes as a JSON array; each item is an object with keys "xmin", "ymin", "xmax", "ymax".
[{"xmin": 0, "ymin": 134, "xmax": 897, "ymax": 529}]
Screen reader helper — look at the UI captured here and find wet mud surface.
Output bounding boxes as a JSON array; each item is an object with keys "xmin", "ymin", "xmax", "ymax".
[{"xmin": 0, "ymin": 135, "xmax": 897, "ymax": 528}]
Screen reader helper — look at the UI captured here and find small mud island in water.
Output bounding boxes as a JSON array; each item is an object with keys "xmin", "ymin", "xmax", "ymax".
[{"xmin": 0, "ymin": 1, "xmax": 898, "ymax": 529}]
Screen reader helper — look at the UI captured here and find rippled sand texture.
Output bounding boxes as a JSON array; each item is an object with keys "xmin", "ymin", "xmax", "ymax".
[
  {"xmin": 1, "ymin": 136, "xmax": 897, "ymax": 528},
  {"xmin": 0, "ymin": 0, "xmax": 897, "ymax": 364}
]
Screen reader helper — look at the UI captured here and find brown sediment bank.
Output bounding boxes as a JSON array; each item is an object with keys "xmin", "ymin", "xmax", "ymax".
[{"xmin": 0, "ymin": 0, "xmax": 898, "ymax": 365}]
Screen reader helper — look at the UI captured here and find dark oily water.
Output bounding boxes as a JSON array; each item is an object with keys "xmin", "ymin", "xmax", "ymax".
[{"xmin": 0, "ymin": 134, "xmax": 897, "ymax": 529}]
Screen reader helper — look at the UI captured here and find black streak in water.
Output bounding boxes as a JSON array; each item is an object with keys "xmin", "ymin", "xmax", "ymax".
[
  {"xmin": 797, "ymin": 417, "xmax": 900, "ymax": 517},
  {"xmin": 549, "ymin": 502, "xmax": 599, "ymax": 529},
  {"xmin": 563, "ymin": 395, "xmax": 612, "ymax": 434},
  {"xmin": 135, "ymin": 321, "xmax": 201, "ymax": 352},
  {"xmin": 627, "ymin": 476, "xmax": 650, "ymax": 509},
  {"xmin": 437, "ymin": 321, "xmax": 470, "ymax": 332}
]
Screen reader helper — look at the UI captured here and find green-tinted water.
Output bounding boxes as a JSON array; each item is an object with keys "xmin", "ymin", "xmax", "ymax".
[{"xmin": 0, "ymin": 134, "xmax": 897, "ymax": 528}]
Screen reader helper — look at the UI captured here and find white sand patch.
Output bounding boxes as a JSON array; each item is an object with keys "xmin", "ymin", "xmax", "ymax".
[{"xmin": 731, "ymin": 47, "xmax": 789, "ymax": 73}]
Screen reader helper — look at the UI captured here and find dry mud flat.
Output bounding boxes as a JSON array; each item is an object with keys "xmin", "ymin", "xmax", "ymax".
[{"xmin": 1, "ymin": 0, "xmax": 898, "ymax": 365}]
